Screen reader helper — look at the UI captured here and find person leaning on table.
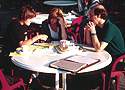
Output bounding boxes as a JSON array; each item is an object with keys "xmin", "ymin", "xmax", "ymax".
[
  {"xmin": 3, "ymin": 4, "xmax": 48, "ymax": 83},
  {"xmin": 68, "ymin": 3, "xmax": 125, "ymax": 90},
  {"xmin": 85, "ymin": 4, "xmax": 125, "ymax": 59},
  {"xmin": 32, "ymin": 8, "xmax": 68, "ymax": 89},
  {"xmin": 6, "ymin": 5, "xmax": 48, "ymax": 53},
  {"xmin": 84, "ymin": 3, "xmax": 125, "ymax": 90},
  {"xmin": 41, "ymin": 8, "xmax": 68, "ymax": 42}
]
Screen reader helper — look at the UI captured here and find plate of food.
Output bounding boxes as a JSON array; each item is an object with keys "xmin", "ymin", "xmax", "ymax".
[{"xmin": 54, "ymin": 45, "xmax": 69, "ymax": 54}]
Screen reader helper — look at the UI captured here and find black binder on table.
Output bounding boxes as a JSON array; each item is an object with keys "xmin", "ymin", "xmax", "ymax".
[{"xmin": 49, "ymin": 55, "xmax": 100, "ymax": 73}]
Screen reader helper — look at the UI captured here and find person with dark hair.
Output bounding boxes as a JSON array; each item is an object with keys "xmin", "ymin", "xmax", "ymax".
[
  {"xmin": 85, "ymin": 4, "xmax": 125, "ymax": 90},
  {"xmin": 2, "ymin": 4, "xmax": 48, "ymax": 85},
  {"xmin": 41, "ymin": 8, "xmax": 67, "ymax": 42},
  {"xmin": 6, "ymin": 4, "xmax": 48, "ymax": 53},
  {"xmin": 86, "ymin": 4, "xmax": 125, "ymax": 60},
  {"xmin": 68, "ymin": 4, "xmax": 125, "ymax": 90}
]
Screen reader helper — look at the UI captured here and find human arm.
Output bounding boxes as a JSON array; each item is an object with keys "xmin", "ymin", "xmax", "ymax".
[
  {"xmin": 57, "ymin": 17, "xmax": 67, "ymax": 40},
  {"xmin": 91, "ymin": 34, "xmax": 108, "ymax": 52},
  {"xmin": 86, "ymin": 22, "xmax": 108, "ymax": 51},
  {"xmin": 19, "ymin": 34, "xmax": 48, "ymax": 46}
]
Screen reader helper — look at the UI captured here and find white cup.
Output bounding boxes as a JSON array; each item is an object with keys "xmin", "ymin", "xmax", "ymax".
[{"xmin": 60, "ymin": 40, "xmax": 70, "ymax": 48}]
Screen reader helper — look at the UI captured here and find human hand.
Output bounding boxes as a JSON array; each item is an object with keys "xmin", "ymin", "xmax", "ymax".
[
  {"xmin": 57, "ymin": 17, "xmax": 65, "ymax": 26},
  {"xmin": 86, "ymin": 21, "xmax": 96, "ymax": 34}
]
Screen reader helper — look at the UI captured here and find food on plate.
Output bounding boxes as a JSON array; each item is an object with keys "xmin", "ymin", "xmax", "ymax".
[
  {"xmin": 55, "ymin": 45, "xmax": 69, "ymax": 53},
  {"xmin": 58, "ymin": 45, "xmax": 68, "ymax": 52}
]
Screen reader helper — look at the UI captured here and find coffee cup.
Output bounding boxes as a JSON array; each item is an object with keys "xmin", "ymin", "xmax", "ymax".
[{"xmin": 60, "ymin": 40, "xmax": 70, "ymax": 48}]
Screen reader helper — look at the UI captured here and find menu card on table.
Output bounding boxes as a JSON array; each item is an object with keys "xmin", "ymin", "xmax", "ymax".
[{"xmin": 49, "ymin": 55, "xmax": 100, "ymax": 73}]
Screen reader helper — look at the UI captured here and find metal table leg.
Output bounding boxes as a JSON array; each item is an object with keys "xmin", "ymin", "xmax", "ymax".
[
  {"xmin": 62, "ymin": 73, "xmax": 67, "ymax": 90},
  {"xmin": 55, "ymin": 73, "xmax": 67, "ymax": 90},
  {"xmin": 55, "ymin": 73, "xmax": 60, "ymax": 90}
]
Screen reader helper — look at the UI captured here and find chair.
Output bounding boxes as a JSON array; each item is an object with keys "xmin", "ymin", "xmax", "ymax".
[
  {"xmin": 109, "ymin": 54, "xmax": 125, "ymax": 90},
  {"xmin": 102, "ymin": 54, "xmax": 125, "ymax": 90},
  {"xmin": 101, "ymin": 72, "xmax": 106, "ymax": 90},
  {"xmin": 0, "ymin": 23, "xmax": 26, "ymax": 90},
  {"xmin": 67, "ymin": 16, "xmax": 84, "ymax": 43},
  {"xmin": 0, "ymin": 69, "xmax": 26, "ymax": 90}
]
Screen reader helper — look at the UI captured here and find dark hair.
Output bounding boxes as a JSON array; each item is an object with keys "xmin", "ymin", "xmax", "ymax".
[
  {"xmin": 19, "ymin": 5, "xmax": 36, "ymax": 21},
  {"xmin": 48, "ymin": 8, "xmax": 64, "ymax": 24},
  {"xmin": 94, "ymin": 7, "xmax": 108, "ymax": 19}
]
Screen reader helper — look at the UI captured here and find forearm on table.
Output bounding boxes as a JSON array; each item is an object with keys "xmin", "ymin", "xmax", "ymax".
[
  {"xmin": 91, "ymin": 34, "xmax": 101, "ymax": 51},
  {"xmin": 91, "ymin": 35, "xmax": 108, "ymax": 51},
  {"xmin": 19, "ymin": 36, "xmax": 39, "ymax": 46}
]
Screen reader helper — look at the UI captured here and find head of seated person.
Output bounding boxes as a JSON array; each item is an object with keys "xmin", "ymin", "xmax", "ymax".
[
  {"xmin": 18, "ymin": 4, "xmax": 37, "ymax": 26},
  {"xmin": 6, "ymin": 5, "xmax": 48, "ymax": 53},
  {"xmin": 42, "ymin": 8, "xmax": 67, "ymax": 42},
  {"xmin": 48, "ymin": 8, "xmax": 65, "ymax": 28}
]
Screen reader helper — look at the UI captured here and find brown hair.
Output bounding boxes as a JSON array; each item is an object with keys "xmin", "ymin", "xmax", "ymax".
[
  {"xmin": 20, "ymin": 5, "xmax": 36, "ymax": 21},
  {"xmin": 48, "ymin": 8, "xmax": 64, "ymax": 24},
  {"xmin": 92, "ymin": 4, "xmax": 108, "ymax": 20},
  {"xmin": 94, "ymin": 7, "xmax": 108, "ymax": 19}
]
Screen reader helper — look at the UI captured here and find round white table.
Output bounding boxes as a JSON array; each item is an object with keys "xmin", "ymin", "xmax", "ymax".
[{"xmin": 11, "ymin": 45, "xmax": 112, "ymax": 90}]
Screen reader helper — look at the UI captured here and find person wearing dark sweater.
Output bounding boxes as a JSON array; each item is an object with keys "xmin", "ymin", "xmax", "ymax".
[
  {"xmin": 6, "ymin": 5, "xmax": 48, "ymax": 53},
  {"xmin": 2, "ymin": 4, "xmax": 48, "ymax": 84}
]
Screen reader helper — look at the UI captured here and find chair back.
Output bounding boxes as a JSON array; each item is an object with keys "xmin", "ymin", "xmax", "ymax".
[
  {"xmin": 108, "ymin": 54, "xmax": 125, "ymax": 90},
  {"xmin": 67, "ymin": 16, "xmax": 84, "ymax": 44},
  {"xmin": 0, "ymin": 69, "xmax": 10, "ymax": 90},
  {"xmin": 111, "ymin": 54, "xmax": 125, "ymax": 72},
  {"xmin": 0, "ymin": 69, "xmax": 25, "ymax": 90}
]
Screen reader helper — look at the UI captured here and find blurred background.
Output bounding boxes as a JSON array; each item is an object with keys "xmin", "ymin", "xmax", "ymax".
[{"xmin": 0, "ymin": 0, "xmax": 125, "ymax": 40}]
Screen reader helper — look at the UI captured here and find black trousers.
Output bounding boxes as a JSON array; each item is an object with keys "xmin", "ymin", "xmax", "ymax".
[{"xmin": 67, "ymin": 71, "xmax": 103, "ymax": 90}]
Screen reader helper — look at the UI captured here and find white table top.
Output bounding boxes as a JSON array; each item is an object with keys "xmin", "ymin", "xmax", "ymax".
[
  {"xmin": 43, "ymin": 0, "xmax": 77, "ymax": 6},
  {"xmin": 11, "ymin": 44, "xmax": 112, "ymax": 74}
]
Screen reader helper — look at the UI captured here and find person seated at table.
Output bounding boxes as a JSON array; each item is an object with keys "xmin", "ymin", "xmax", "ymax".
[
  {"xmin": 41, "ymin": 8, "xmax": 67, "ymax": 42},
  {"xmin": 67, "ymin": 1, "xmax": 101, "ymax": 44},
  {"xmin": 85, "ymin": 3, "xmax": 125, "ymax": 61},
  {"xmin": 67, "ymin": 3, "xmax": 125, "ymax": 90},
  {"xmin": 84, "ymin": 3, "xmax": 125, "ymax": 90},
  {"xmin": 6, "ymin": 4, "xmax": 48, "ymax": 53},
  {"xmin": 29, "ymin": 8, "xmax": 68, "ymax": 90},
  {"xmin": 3, "ymin": 4, "xmax": 48, "ymax": 84}
]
